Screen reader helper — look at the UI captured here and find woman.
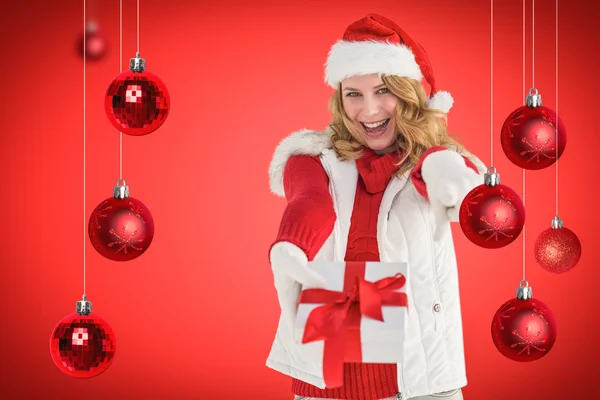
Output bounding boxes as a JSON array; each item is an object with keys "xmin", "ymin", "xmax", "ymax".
[{"xmin": 266, "ymin": 14, "xmax": 486, "ymax": 400}]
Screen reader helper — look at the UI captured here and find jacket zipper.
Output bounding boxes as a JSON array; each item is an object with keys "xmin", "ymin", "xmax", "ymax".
[
  {"xmin": 396, "ymin": 360, "xmax": 405, "ymax": 400},
  {"xmin": 319, "ymin": 153, "xmax": 342, "ymax": 261},
  {"xmin": 426, "ymin": 203, "xmax": 443, "ymax": 327},
  {"xmin": 380, "ymin": 219, "xmax": 406, "ymax": 400}
]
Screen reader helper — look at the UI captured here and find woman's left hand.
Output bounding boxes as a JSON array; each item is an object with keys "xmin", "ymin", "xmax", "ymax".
[{"xmin": 421, "ymin": 149, "xmax": 483, "ymax": 240}]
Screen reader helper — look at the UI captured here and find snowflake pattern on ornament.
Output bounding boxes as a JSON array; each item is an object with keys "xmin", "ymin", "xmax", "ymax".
[
  {"xmin": 519, "ymin": 134, "xmax": 556, "ymax": 163},
  {"xmin": 128, "ymin": 201, "xmax": 146, "ymax": 224},
  {"xmin": 495, "ymin": 303, "xmax": 516, "ymax": 330},
  {"xmin": 510, "ymin": 325, "xmax": 547, "ymax": 355},
  {"xmin": 92, "ymin": 201, "xmax": 113, "ymax": 229},
  {"xmin": 506, "ymin": 114, "xmax": 526, "ymax": 139},
  {"xmin": 498, "ymin": 188, "xmax": 517, "ymax": 211},
  {"xmin": 478, "ymin": 213, "xmax": 515, "ymax": 242},
  {"xmin": 463, "ymin": 192, "xmax": 484, "ymax": 217},
  {"xmin": 531, "ymin": 302, "xmax": 549, "ymax": 325},
  {"xmin": 107, "ymin": 226, "xmax": 143, "ymax": 254}
]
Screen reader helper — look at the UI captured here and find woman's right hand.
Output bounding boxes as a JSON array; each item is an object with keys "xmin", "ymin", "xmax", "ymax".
[{"xmin": 269, "ymin": 242, "xmax": 327, "ymax": 328}]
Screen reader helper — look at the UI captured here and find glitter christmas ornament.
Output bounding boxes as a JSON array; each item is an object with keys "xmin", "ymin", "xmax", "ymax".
[
  {"xmin": 500, "ymin": 88, "xmax": 566, "ymax": 170},
  {"xmin": 491, "ymin": 280, "xmax": 557, "ymax": 362},
  {"xmin": 76, "ymin": 21, "xmax": 107, "ymax": 61},
  {"xmin": 88, "ymin": 179, "xmax": 154, "ymax": 261},
  {"xmin": 534, "ymin": 216, "xmax": 582, "ymax": 274},
  {"xmin": 459, "ymin": 167, "xmax": 526, "ymax": 249},
  {"xmin": 105, "ymin": 52, "xmax": 170, "ymax": 136},
  {"xmin": 50, "ymin": 295, "xmax": 116, "ymax": 378}
]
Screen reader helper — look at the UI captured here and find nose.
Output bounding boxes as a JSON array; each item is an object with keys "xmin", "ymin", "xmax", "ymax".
[{"xmin": 362, "ymin": 95, "xmax": 381, "ymax": 117}]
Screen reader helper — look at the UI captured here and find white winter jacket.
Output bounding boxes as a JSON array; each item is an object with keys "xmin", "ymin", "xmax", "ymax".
[{"xmin": 266, "ymin": 129, "xmax": 486, "ymax": 399}]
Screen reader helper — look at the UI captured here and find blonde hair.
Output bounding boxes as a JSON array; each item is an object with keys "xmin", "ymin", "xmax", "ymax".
[{"xmin": 328, "ymin": 75, "xmax": 465, "ymax": 176}]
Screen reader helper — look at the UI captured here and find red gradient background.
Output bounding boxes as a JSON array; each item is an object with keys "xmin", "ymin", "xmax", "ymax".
[{"xmin": 1, "ymin": 0, "xmax": 599, "ymax": 399}]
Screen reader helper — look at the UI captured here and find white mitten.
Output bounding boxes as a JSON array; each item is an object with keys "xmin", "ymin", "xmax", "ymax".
[
  {"xmin": 421, "ymin": 150, "xmax": 483, "ymax": 241},
  {"xmin": 270, "ymin": 241, "xmax": 327, "ymax": 327}
]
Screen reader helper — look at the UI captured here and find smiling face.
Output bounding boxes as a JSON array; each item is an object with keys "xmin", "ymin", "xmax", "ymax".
[{"xmin": 341, "ymin": 74, "xmax": 399, "ymax": 151}]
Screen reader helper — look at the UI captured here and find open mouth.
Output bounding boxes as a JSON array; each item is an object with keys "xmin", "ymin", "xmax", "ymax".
[{"xmin": 360, "ymin": 118, "xmax": 390, "ymax": 136}]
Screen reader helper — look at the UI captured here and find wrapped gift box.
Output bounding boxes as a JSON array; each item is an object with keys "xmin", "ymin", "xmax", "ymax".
[{"xmin": 294, "ymin": 260, "xmax": 409, "ymax": 388}]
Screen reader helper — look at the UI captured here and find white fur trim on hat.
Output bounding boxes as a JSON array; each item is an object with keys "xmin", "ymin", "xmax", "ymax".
[
  {"xmin": 325, "ymin": 40, "xmax": 423, "ymax": 88},
  {"xmin": 426, "ymin": 91, "xmax": 454, "ymax": 113}
]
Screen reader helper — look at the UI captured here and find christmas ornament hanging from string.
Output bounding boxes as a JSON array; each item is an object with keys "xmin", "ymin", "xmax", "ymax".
[
  {"xmin": 533, "ymin": 0, "xmax": 581, "ymax": 274},
  {"xmin": 105, "ymin": 52, "xmax": 170, "ymax": 136},
  {"xmin": 76, "ymin": 21, "xmax": 107, "ymax": 61},
  {"xmin": 459, "ymin": 1, "xmax": 525, "ymax": 249},
  {"xmin": 91, "ymin": 0, "xmax": 155, "ymax": 262},
  {"xmin": 459, "ymin": 167, "xmax": 526, "ymax": 249},
  {"xmin": 490, "ymin": 280, "xmax": 557, "ymax": 362},
  {"xmin": 534, "ymin": 216, "xmax": 581, "ymax": 274},
  {"xmin": 50, "ymin": 295, "xmax": 116, "ymax": 378},
  {"xmin": 88, "ymin": 179, "xmax": 154, "ymax": 262},
  {"xmin": 51, "ymin": 0, "xmax": 116, "ymax": 378},
  {"xmin": 500, "ymin": 88, "xmax": 566, "ymax": 170}
]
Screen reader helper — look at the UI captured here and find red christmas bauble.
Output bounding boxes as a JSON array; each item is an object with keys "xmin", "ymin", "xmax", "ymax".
[
  {"xmin": 105, "ymin": 68, "xmax": 170, "ymax": 136},
  {"xmin": 76, "ymin": 22, "xmax": 107, "ymax": 61},
  {"xmin": 459, "ymin": 179, "xmax": 525, "ymax": 249},
  {"xmin": 491, "ymin": 295, "xmax": 557, "ymax": 362},
  {"xmin": 535, "ymin": 222, "xmax": 582, "ymax": 274},
  {"xmin": 88, "ymin": 194, "xmax": 154, "ymax": 261},
  {"xmin": 50, "ymin": 313, "xmax": 116, "ymax": 378},
  {"xmin": 500, "ymin": 91, "xmax": 566, "ymax": 170}
]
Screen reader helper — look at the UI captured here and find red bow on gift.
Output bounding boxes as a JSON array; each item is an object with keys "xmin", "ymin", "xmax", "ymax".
[{"xmin": 298, "ymin": 261, "xmax": 408, "ymax": 388}]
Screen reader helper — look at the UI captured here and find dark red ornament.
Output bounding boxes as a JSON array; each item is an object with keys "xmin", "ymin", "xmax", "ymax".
[
  {"xmin": 459, "ymin": 167, "xmax": 525, "ymax": 249},
  {"xmin": 491, "ymin": 281, "xmax": 557, "ymax": 362},
  {"xmin": 50, "ymin": 295, "xmax": 116, "ymax": 378},
  {"xmin": 76, "ymin": 21, "xmax": 107, "ymax": 61},
  {"xmin": 105, "ymin": 52, "xmax": 170, "ymax": 136},
  {"xmin": 535, "ymin": 216, "xmax": 582, "ymax": 274},
  {"xmin": 500, "ymin": 88, "xmax": 566, "ymax": 170},
  {"xmin": 88, "ymin": 179, "xmax": 154, "ymax": 262}
]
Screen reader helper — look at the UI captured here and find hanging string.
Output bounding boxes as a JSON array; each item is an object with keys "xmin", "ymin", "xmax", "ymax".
[
  {"xmin": 490, "ymin": 0, "xmax": 494, "ymax": 167},
  {"xmin": 521, "ymin": 0, "xmax": 527, "ymax": 282},
  {"xmin": 555, "ymin": 0, "xmax": 559, "ymax": 216},
  {"xmin": 137, "ymin": 0, "xmax": 140, "ymax": 54},
  {"xmin": 532, "ymin": 0, "xmax": 535, "ymax": 88},
  {"xmin": 119, "ymin": 0, "xmax": 123, "ymax": 179},
  {"xmin": 521, "ymin": 0, "xmax": 526, "ymax": 282},
  {"xmin": 522, "ymin": 173, "xmax": 526, "ymax": 281},
  {"xmin": 522, "ymin": 0, "xmax": 536, "ymax": 282},
  {"xmin": 83, "ymin": 0, "xmax": 87, "ymax": 296},
  {"xmin": 523, "ymin": 0, "xmax": 526, "ymax": 99}
]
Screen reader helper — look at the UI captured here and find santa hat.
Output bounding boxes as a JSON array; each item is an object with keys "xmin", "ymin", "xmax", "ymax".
[{"xmin": 324, "ymin": 13, "xmax": 453, "ymax": 113}]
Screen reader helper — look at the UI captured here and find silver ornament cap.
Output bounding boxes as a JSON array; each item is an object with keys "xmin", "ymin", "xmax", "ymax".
[
  {"xmin": 129, "ymin": 52, "xmax": 146, "ymax": 73},
  {"xmin": 484, "ymin": 166, "xmax": 501, "ymax": 187},
  {"xmin": 76, "ymin": 294, "xmax": 93, "ymax": 315},
  {"xmin": 525, "ymin": 88, "xmax": 543, "ymax": 108},
  {"xmin": 551, "ymin": 215, "xmax": 564, "ymax": 229},
  {"xmin": 516, "ymin": 280, "xmax": 533, "ymax": 301},
  {"xmin": 87, "ymin": 21, "xmax": 98, "ymax": 33},
  {"xmin": 113, "ymin": 179, "xmax": 130, "ymax": 199}
]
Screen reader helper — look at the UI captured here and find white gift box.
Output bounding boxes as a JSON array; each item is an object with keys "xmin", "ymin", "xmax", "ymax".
[{"xmin": 294, "ymin": 261, "xmax": 409, "ymax": 364}]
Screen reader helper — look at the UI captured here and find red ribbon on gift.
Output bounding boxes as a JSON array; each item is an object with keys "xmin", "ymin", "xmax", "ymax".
[{"xmin": 298, "ymin": 261, "xmax": 408, "ymax": 388}]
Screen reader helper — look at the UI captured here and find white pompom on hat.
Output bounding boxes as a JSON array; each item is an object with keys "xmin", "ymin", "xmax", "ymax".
[{"xmin": 324, "ymin": 13, "xmax": 454, "ymax": 113}]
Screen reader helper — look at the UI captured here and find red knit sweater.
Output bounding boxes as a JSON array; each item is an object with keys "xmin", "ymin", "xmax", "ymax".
[{"xmin": 273, "ymin": 146, "xmax": 477, "ymax": 399}]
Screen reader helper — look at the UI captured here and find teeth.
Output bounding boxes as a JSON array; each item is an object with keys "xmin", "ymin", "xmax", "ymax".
[{"xmin": 363, "ymin": 119, "xmax": 387, "ymax": 128}]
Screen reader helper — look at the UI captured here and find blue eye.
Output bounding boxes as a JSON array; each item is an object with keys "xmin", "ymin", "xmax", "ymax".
[{"xmin": 345, "ymin": 88, "xmax": 388, "ymax": 97}]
